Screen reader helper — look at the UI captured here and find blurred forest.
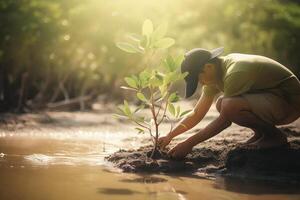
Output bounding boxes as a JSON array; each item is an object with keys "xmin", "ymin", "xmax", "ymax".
[{"xmin": 0, "ymin": 0, "xmax": 299, "ymax": 112}]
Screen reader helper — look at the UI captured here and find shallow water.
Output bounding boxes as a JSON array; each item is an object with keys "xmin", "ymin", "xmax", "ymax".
[{"xmin": 0, "ymin": 111, "xmax": 300, "ymax": 200}]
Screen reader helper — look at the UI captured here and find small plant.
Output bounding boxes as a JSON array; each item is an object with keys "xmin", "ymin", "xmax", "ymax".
[{"xmin": 115, "ymin": 19, "xmax": 190, "ymax": 158}]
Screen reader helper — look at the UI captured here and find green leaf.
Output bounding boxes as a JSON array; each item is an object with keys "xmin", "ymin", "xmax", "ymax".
[
  {"xmin": 181, "ymin": 72, "xmax": 189, "ymax": 79},
  {"xmin": 116, "ymin": 42, "xmax": 144, "ymax": 54},
  {"xmin": 159, "ymin": 85, "xmax": 167, "ymax": 98},
  {"xmin": 168, "ymin": 103, "xmax": 176, "ymax": 116},
  {"xmin": 139, "ymin": 70, "xmax": 151, "ymax": 88},
  {"xmin": 163, "ymin": 55, "xmax": 176, "ymax": 72},
  {"xmin": 113, "ymin": 113, "xmax": 127, "ymax": 119},
  {"xmin": 131, "ymin": 75, "xmax": 140, "ymax": 87},
  {"xmin": 174, "ymin": 54, "xmax": 184, "ymax": 70},
  {"xmin": 139, "ymin": 70, "xmax": 151, "ymax": 87},
  {"xmin": 153, "ymin": 38, "xmax": 175, "ymax": 49},
  {"xmin": 135, "ymin": 127, "xmax": 145, "ymax": 134},
  {"xmin": 176, "ymin": 106, "xmax": 181, "ymax": 118},
  {"xmin": 142, "ymin": 19, "xmax": 153, "ymax": 37},
  {"xmin": 136, "ymin": 116, "xmax": 145, "ymax": 123},
  {"xmin": 150, "ymin": 77, "xmax": 163, "ymax": 87},
  {"xmin": 123, "ymin": 100, "xmax": 131, "ymax": 116},
  {"xmin": 168, "ymin": 92, "xmax": 179, "ymax": 102},
  {"xmin": 139, "ymin": 70, "xmax": 151, "ymax": 80},
  {"xmin": 137, "ymin": 92, "xmax": 147, "ymax": 102},
  {"xmin": 124, "ymin": 77, "xmax": 138, "ymax": 89},
  {"xmin": 164, "ymin": 71, "xmax": 178, "ymax": 85},
  {"xmin": 133, "ymin": 104, "xmax": 145, "ymax": 113},
  {"xmin": 180, "ymin": 109, "xmax": 192, "ymax": 117},
  {"xmin": 127, "ymin": 33, "xmax": 143, "ymax": 42},
  {"xmin": 139, "ymin": 35, "xmax": 148, "ymax": 48},
  {"xmin": 116, "ymin": 106, "xmax": 131, "ymax": 119},
  {"xmin": 117, "ymin": 105, "xmax": 126, "ymax": 114},
  {"xmin": 152, "ymin": 22, "xmax": 168, "ymax": 41}
]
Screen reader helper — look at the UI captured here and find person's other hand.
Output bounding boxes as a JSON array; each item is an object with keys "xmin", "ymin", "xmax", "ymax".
[
  {"xmin": 167, "ymin": 141, "xmax": 193, "ymax": 159},
  {"xmin": 158, "ymin": 135, "xmax": 172, "ymax": 149}
]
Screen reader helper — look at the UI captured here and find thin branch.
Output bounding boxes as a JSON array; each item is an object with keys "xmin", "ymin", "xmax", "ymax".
[
  {"xmin": 155, "ymin": 98, "xmax": 165, "ymax": 119},
  {"xmin": 149, "ymin": 87, "xmax": 157, "ymax": 125},
  {"xmin": 131, "ymin": 118, "xmax": 151, "ymax": 132},
  {"xmin": 157, "ymin": 96, "xmax": 169, "ymax": 125},
  {"xmin": 157, "ymin": 84, "xmax": 172, "ymax": 125}
]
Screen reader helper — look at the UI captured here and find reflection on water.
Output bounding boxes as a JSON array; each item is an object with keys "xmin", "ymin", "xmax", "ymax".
[
  {"xmin": 119, "ymin": 176, "xmax": 168, "ymax": 184},
  {"xmin": 0, "ymin": 126, "xmax": 300, "ymax": 200},
  {"xmin": 215, "ymin": 176, "xmax": 300, "ymax": 195}
]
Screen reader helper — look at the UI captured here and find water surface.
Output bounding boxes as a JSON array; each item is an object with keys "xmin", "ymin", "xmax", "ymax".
[{"xmin": 0, "ymin": 111, "xmax": 299, "ymax": 200}]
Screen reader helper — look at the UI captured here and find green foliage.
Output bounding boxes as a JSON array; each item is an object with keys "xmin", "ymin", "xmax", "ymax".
[
  {"xmin": 0, "ymin": 0, "xmax": 299, "ymax": 112},
  {"xmin": 142, "ymin": 19, "xmax": 154, "ymax": 37},
  {"xmin": 115, "ymin": 19, "xmax": 192, "ymax": 155},
  {"xmin": 116, "ymin": 42, "xmax": 144, "ymax": 54},
  {"xmin": 136, "ymin": 92, "xmax": 147, "ymax": 102}
]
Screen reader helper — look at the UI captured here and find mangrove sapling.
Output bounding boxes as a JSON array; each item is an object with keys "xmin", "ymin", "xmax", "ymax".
[{"xmin": 115, "ymin": 19, "xmax": 191, "ymax": 159}]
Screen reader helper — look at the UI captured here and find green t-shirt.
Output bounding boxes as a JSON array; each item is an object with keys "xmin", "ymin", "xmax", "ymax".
[{"xmin": 202, "ymin": 53, "xmax": 300, "ymax": 110}]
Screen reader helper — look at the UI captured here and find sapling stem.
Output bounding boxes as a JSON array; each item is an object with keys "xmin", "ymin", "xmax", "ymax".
[{"xmin": 149, "ymin": 86, "xmax": 160, "ymax": 158}]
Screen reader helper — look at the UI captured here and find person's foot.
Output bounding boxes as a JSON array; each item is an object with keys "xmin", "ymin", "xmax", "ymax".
[
  {"xmin": 242, "ymin": 131, "xmax": 263, "ymax": 145},
  {"xmin": 244, "ymin": 130, "xmax": 288, "ymax": 149},
  {"xmin": 239, "ymin": 131, "xmax": 263, "ymax": 148}
]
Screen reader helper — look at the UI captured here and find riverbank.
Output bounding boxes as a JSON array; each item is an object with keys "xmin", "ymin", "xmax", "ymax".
[{"xmin": 1, "ymin": 103, "xmax": 300, "ymax": 183}]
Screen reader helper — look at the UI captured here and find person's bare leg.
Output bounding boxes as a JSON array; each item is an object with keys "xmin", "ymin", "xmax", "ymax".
[
  {"xmin": 216, "ymin": 97, "xmax": 263, "ymax": 146},
  {"xmin": 243, "ymin": 128, "xmax": 263, "ymax": 145},
  {"xmin": 220, "ymin": 97, "xmax": 287, "ymax": 148}
]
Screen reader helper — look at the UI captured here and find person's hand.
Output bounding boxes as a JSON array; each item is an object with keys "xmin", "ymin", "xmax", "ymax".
[
  {"xmin": 167, "ymin": 140, "xmax": 193, "ymax": 159},
  {"xmin": 158, "ymin": 135, "xmax": 172, "ymax": 149}
]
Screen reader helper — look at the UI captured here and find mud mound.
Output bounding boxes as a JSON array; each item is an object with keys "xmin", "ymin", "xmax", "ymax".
[
  {"xmin": 107, "ymin": 140, "xmax": 300, "ymax": 183},
  {"xmin": 105, "ymin": 146, "xmax": 196, "ymax": 173},
  {"xmin": 224, "ymin": 140, "xmax": 300, "ymax": 181},
  {"xmin": 106, "ymin": 144, "xmax": 232, "ymax": 174}
]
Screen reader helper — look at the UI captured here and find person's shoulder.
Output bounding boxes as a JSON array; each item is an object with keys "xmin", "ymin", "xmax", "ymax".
[
  {"xmin": 222, "ymin": 53, "xmax": 254, "ymax": 75},
  {"xmin": 224, "ymin": 53, "xmax": 282, "ymax": 65},
  {"xmin": 223, "ymin": 53, "xmax": 265, "ymax": 63}
]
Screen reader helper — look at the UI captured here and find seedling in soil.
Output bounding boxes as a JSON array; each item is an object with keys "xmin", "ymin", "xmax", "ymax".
[{"xmin": 115, "ymin": 19, "xmax": 191, "ymax": 158}]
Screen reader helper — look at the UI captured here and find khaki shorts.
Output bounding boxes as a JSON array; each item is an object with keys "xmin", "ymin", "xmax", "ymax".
[{"xmin": 241, "ymin": 93, "xmax": 297, "ymax": 125}]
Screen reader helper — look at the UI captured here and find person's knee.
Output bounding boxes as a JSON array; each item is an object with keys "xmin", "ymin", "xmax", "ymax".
[
  {"xmin": 220, "ymin": 98, "xmax": 235, "ymax": 117},
  {"xmin": 219, "ymin": 97, "xmax": 247, "ymax": 119}
]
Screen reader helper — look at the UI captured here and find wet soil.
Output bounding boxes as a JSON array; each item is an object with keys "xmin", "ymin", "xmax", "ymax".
[
  {"xmin": 106, "ymin": 127, "xmax": 300, "ymax": 182},
  {"xmin": 106, "ymin": 146, "xmax": 196, "ymax": 173},
  {"xmin": 1, "ymin": 107, "xmax": 300, "ymax": 183}
]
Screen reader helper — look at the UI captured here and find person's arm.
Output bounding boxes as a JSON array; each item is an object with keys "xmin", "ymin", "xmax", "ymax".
[
  {"xmin": 167, "ymin": 112, "xmax": 232, "ymax": 158},
  {"xmin": 167, "ymin": 94, "xmax": 214, "ymax": 139},
  {"xmin": 185, "ymin": 114, "xmax": 232, "ymax": 147}
]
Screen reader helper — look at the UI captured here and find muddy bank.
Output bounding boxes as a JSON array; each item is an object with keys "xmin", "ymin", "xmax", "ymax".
[
  {"xmin": 1, "ymin": 110, "xmax": 300, "ymax": 182},
  {"xmin": 225, "ymin": 140, "xmax": 300, "ymax": 181},
  {"xmin": 106, "ymin": 144, "xmax": 230, "ymax": 174},
  {"xmin": 106, "ymin": 127, "xmax": 300, "ymax": 182},
  {"xmin": 106, "ymin": 146, "xmax": 196, "ymax": 173}
]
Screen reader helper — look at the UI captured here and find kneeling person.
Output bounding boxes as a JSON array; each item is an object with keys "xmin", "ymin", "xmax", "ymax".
[{"xmin": 158, "ymin": 47, "xmax": 300, "ymax": 158}]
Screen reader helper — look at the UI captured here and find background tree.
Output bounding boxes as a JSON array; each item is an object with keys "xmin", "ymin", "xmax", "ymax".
[{"xmin": 0, "ymin": 0, "xmax": 299, "ymax": 112}]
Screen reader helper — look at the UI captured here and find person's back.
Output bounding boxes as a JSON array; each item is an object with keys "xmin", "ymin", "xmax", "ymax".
[{"xmin": 203, "ymin": 53, "xmax": 300, "ymax": 111}]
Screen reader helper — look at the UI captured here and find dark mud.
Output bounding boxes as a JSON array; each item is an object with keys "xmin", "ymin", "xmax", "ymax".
[
  {"xmin": 105, "ymin": 146, "xmax": 196, "ymax": 173},
  {"xmin": 225, "ymin": 140, "xmax": 300, "ymax": 181},
  {"xmin": 106, "ymin": 127, "xmax": 300, "ymax": 182}
]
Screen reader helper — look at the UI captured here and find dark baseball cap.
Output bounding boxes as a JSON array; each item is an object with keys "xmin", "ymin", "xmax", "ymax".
[{"xmin": 181, "ymin": 47, "xmax": 224, "ymax": 98}]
